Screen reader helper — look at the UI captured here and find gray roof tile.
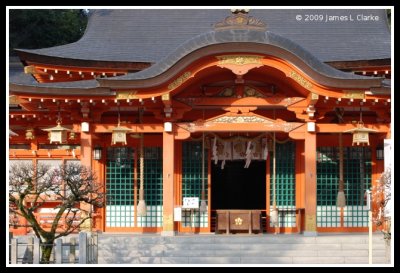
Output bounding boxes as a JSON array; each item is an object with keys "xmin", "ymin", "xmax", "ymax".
[{"xmin": 16, "ymin": 9, "xmax": 390, "ymax": 63}]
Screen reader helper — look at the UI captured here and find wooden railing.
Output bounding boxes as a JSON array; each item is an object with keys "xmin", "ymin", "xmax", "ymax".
[{"xmin": 9, "ymin": 231, "xmax": 98, "ymax": 264}]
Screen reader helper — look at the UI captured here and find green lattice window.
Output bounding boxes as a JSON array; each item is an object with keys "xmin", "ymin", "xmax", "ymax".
[
  {"xmin": 316, "ymin": 147, "xmax": 340, "ymax": 227},
  {"xmin": 182, "ymin": 141, "xmax": 208, "ymax": 228},
  {"xmin": 343, "ymin": 147, "xmax": 371, "ymax": 227},
  {"xmin": 269, "ymin": 141, "xmax": 296, "ymax": 227},
  {"xmin": 137, "ymin": 147, "xmax": 163, "ymax": 227},
  {"xmin": 106, "ymin": 147, "xmax": 134, "ymax": 228},
  {"xmin": 317, "ymin": 146, "xmax": 371, "ymax": 228}
]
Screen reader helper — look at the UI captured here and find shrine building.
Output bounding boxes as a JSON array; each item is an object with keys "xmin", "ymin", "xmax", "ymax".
[{"xmin": 9, "ymin": 9, "xmax": 391, "ymax": 236}]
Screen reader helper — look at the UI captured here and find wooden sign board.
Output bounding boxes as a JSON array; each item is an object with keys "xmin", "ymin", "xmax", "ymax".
[
  {"xmin": 174, "ymin": 207, "xmax": 182, "ymax": 221},
  {"xmin": 182, "ymin": 197, "xmax": 199, "ymax": 209}
]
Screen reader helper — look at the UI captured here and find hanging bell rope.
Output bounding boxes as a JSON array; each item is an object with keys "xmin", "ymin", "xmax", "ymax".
[
  {"xmin": 117, "ymin": 104, "xmax": 120, "ymax": 125},
  {"xmin": 137, "ymin": 107, "xmax": 147, "ymax": 216},
  {"xmin": 359, "ymin": 147, "xmax": 365, "ymax": 206},
  {"xmin": 337, "ymin": 132, "xmax": 346, "ymax": 208},
  {"xmin": 56, "ymin": 103, "xmax": 62, "ymax": 124},
  {"xmin": 272, "ymin": 131, "xmax": 277, "ymax": 210},
  {"xmin": 200, "ymin": 131, "xmax": 207, "ymax": 213},
  {"xmin": 270, "ymin": 109, "xmax": 279, "ymax": 232},
  {"xmin": 200, "ymin": 109, "xmax": 207, "ymax": 213},
  {"xmin": 336, "ymin": 108, "xmax": 346, "ymax": 208}
]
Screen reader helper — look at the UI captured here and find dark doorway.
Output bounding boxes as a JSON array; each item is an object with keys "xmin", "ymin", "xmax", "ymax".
[{"xmin": 211, "ymin": 161, "xmax": 266, "ymax": 210}]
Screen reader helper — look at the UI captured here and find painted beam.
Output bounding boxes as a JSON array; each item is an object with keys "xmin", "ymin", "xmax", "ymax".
[
  {"xmin": 316, "ymin": 123, "xmax": 389, "ymax": 133},
  {"xmin": 92, "ymin": 124, "xmax": 164, "ymax": 133}
]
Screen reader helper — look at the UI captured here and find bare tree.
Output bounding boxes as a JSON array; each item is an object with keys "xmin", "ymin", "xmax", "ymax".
[
  {"xmin": 372, "ymin": 167, "xmax": 391, "ymax": 240},
  {"xmin": 9, "ymin": 161, "xmax": 104, "ymax": 263}
]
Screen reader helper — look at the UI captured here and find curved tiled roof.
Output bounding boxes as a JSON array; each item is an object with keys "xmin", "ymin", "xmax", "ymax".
[
  {"xmin": 106, "ymin": 30, "xmax": 370, "ymax": 81},
  {"xmin": 16, "ymin": 9, "xmax": 391, "ymax": 63}
]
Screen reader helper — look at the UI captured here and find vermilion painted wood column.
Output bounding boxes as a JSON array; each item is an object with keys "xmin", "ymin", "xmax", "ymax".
[
  {"xmin": 304, "ymin": 131, "xmax": 317, "ymax": 236},
  {"xmin": 162, "ymin": 129, "xmax": 176, "ymax": 236},
  {"xmin": 80, "ymin": 131, "xmax": 92, "ymax": 168},
  {"xmin": 80, "ymin": 129, "xmax": 93, "ymax": 231}
]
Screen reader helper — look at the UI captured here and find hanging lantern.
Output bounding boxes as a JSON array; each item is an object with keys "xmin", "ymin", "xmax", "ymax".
[
  {"xmin": 111, "ymin": 103, "xmax": 131, "ymax": 145},
  {"xmin": 111, "ymin": 125, "xmax": 131, "ymax": 145},
  {"xmin": 343, "ymin": 122, "xmax": 377, "ymax": 146},
  {"xmin": 344, "ymin": 107, "xmax": 377, "ymax": 146},
  {"xmin": 42, "ymin": 122, "xmax": 71, "ymax": 144},
  {"xmin": 42, "ymin": 104, "xmax": 71, "ymax": 144},
  {"xmin": 25, "ymin": 128, "xmax": 35, "ymax": 140}
]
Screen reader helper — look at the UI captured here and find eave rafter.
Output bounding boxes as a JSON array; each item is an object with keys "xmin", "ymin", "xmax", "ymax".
[
  {"xmin": 24, "ymin": 63, "xmax": 130, "ymax": 83},
  {"xmin": 13, "ymin": 48, "xmax": 389, "ymax": 128}
]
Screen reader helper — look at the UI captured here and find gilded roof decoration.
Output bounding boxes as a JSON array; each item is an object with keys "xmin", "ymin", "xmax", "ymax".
[
  {"xmin": 214, "ymin": 12, "xmax": 267, "ymax": 31},
  {"xmin": 342, "ymin": 90, "xmax": 366, "ymax": 99},
  {"xmin": 167, "ymin": 71, "xmax": 191, "ymax": 90},
  {"xmin": 216, "ymin": 55, "xmax": 263, "ymax": 66},
  {"xmin": 211, "ymin": 116, "xmax": 273, "ymax": 124},
  {"xmin": 116, "ymin": 91, "xmax": 138, "ymax": 100},
  {"xmin": 288, "ymin": 70, "xmax": 313, "ymax": 90}
]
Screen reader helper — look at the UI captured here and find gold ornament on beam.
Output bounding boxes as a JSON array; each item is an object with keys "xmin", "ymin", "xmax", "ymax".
[
  {"xmin": 25, "ymin": 128, "xmax": 35, "ymax": 140},
  {"xmin": 69, "ymin": 131, "xmax": 76, "ymax": 140},
  {"xmin": 111, "ymin": 104, "xmax": 131, "ymax": 145},
  {"xmin": 343, "ymin": 107, "xmax": 377, "ymax": 146}
]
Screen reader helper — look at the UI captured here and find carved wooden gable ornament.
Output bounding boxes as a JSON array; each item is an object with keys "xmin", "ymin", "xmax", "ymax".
[{"xmin": 179, "ymin": 112, "xmax": 303, "ymax": 133}]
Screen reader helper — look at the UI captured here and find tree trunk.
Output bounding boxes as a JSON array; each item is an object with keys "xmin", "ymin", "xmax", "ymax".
[{"xmin": 40, "ymin": 242, "xmax": 54, "ymax": 264}]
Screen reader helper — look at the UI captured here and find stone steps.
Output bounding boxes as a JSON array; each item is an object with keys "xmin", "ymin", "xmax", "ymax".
[{"xmin": 98, "ymin": 234, "xmax": 390, "ymax": 264}]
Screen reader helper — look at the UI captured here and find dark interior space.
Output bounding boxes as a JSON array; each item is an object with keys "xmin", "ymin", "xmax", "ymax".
[{"xmin": 211, "ymin": 160, "xmax": 266, "ymax": 210}]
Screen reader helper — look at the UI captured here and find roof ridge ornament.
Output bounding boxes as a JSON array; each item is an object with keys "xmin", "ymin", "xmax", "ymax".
[{"xmin": 214, "ymin": 9, "xmax": 267, "ymax": 31}]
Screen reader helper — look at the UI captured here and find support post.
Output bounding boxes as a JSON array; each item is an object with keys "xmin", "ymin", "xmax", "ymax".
[
  {"xmin": 304, "ymin": 131, "xmax": 317, "ymax": 236},
  {"xmin": 27, "ymin": 237, "xmax": 34, "ymax": 263},
  {"xmin": 79, "ymin": 232, "xmax": 87, "ymax": 264},
  {"xmin": 369, "ymin": 210, "xmax": 373, "ymax": 264},
  {"xmin": 162, "ymin": 129, "xmax": 176, "ymax": 236},
  {"xmin": 11, "ymin": 238, "xmax": 17, "ymax": 264},
  {"xmin": 33, "ymin": 237, "xmax": 40, "ymax": 264},
  {"xmin": 55, "ymin": 238, "xmax": 62, "ymax": 264},
  {"xmin": 80, "ymin": 130, "xmax": 93, "ymax": 231},
  {"xmin": 93, "ymin": 232, "xmax": 98, "ymax": 264},
  {"xmin": 9, "ymin": 232, "xmax": 13, "ymax": 264},
  {"xmin": 69, "ymin": 237, "xmax": 76, "ymax": 263},
  {"xmin": 366, "ymin": 189, "xmax": 372, "ymax": 264}
]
